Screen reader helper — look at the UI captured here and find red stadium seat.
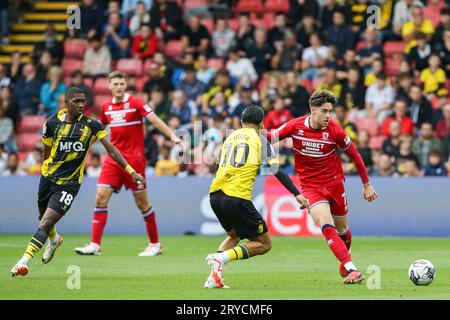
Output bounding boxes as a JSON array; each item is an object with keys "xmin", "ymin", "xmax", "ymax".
[
  {"xmin": 17, "ymin": 115, "xmax": 46, "ymax": 134},
  {"xmin": 208, "ymin": 58, "xmax": 224, "ymax": 71},
  {"xmin": 383, "ymin": 41, "xmax": 406, "ymax": 57},
  {"xmin": 235, "ymin": 0, "xmax": 263, "ymax": 13},
  {"xmin": 164, "ymin": 40, "xmax": 183, "ymax": 58},
  {"xmin": 300, "ymin": 79, "xmax": 313, "ymax": 93},
  {"xmin": 369, "ymin": 135, "xmax": 386, "ymax": 149},
  {"xmin": 135, "ymin": 77, "xmax": 147, "ymax": 92},
  {"xmin": 228, "ymin": 18, "xmax": 240, "ymax": 31},
  {"xmin": 252, "ymin": 19, "xmax": 267, "ymax": 30},
  {"xmin": 202, "ymin": 19, "xmax": 215, "ymax": 35},
  {"xmin": 264, "ymin": 0, "xmax": 289, "ymax": 13},
  {"xmin": 355, "ymin": 41, "xmax": 368, "ymax": 52},
  {"xmin": 184, "ymin": 0, "xmax": 208, "ymax": 9},
  {"xmin": 355, "ymin": 117, "xmax": 379, "ymax": 137},
  {"xmin": 263, "ymin": 13, "xmax": 276, "ymax": 28},
  {"xmin": 83, "ymin": 77, "xmax": 93, "ymax": 88},
  {"xmin": 116, "ymin": 58, "xmax": 144, "ymax": 76},
  {"xmin": 143, "ymin": 58, "xmax": 154, "ymax": 71},
  {"xmin": 64, "ymin": 39, "xmax": 87, "ymax": 59},
  {"xmin": 17, "ymin": 133, "xmax": 43, "ymax": 151},
  {"xmin": 384, "ymin": 58, "xmax": 401, "ymax": 76},
  {"xmin": 62, "ymin": 59, "xmax": 84, "ymax": 78},
  {"xmin": 94, "ymin": 95, "xmax": 111, "ymax": 111},
  {"xmin": 93, "ymin": 77, "xmax": 110, "ymax": 95},
  {"xmin": 18, "ymin": 151, "xmax": 29, "ymax": 162}
]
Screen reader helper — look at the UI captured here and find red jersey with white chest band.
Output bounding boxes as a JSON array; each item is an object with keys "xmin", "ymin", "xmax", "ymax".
[{"xmin": 97, "ymin": 93, "xmax": 153, "ymax": 191}]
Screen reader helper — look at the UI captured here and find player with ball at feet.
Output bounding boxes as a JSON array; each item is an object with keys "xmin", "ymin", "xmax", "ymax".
[{"xmin": 267, "ymin": 90, "xmax": 378, "ymax": 284}]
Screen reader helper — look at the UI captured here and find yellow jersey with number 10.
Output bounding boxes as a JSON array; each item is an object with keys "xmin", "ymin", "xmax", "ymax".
[{"xmin": 209, "ymin": 127, "xmax": 278, "ymax": 201}]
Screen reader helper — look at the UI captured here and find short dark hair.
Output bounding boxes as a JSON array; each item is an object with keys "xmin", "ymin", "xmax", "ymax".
[
  {"xmin": 108, "ymin": 70, "xmax": 128, "ymax": 81},
  {"xmin": 65, "ymin": 87, "xmax": 85, "ymax": 99},
  {"xmin": 241, "ymin": 104, "xmax": 265, "ymax": 125},
  {"xmin": 309, "ymin": 90, "xmax": 336, "ymax": 107}
]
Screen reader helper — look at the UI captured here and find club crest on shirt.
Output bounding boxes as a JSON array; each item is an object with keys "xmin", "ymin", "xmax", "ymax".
[
  {"xmin": 322, "ymin": 132, "xmax": 329, "ymax": 141},
  {"xmin": 108, "ymin": 105, "xmax": 113, "ymax": 111},
  {"xmin": 298, "ymin": 129, "xmax": 304, "ymax": 136},
  {"xmin": 124, "ymin": 102, "xmax": 130, "ymax": 109}
]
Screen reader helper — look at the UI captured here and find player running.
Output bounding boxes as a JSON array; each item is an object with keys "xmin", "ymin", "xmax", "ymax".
[
  {"xmin": 11, "ymin": 88, "xmax": 144, "ymax": 277},
  {"xmin": 267, "ymin": 90, "xmax": 378, "ymax": 284},
  {"xmin": 75, "ymin": 71, "xmax": 181, "ymax": 257},
  {"xmin": 204, "ymin": 105, "xmax": 309, "ymax": 289}
]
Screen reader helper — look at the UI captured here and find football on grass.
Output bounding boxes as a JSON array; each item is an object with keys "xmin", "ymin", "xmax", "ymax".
[{"xmin": 409, "ymin": 259, "xmax": 436, "ymax": 286}]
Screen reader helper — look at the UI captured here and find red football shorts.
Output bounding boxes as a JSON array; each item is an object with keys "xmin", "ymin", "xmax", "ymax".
[
  {"xmin": 301, "ymin": 181, "xmax": 348, "ymax": 216},
  {"xmin": 97, "ymin": 156, "xmax": 146, "ymax": 192}
]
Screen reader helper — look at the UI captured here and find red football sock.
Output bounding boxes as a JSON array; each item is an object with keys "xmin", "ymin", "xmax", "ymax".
[
  {"xmin": 338, "ymin": 228, "xmax": 352, "ymax": 251},
  {"xmin": 91, "ymin": 208, "xmax": 108, "ymax": 245},
  {"xmin": 321, "ymin": 224, "xmax": 351, "ymax": 265},
  {"xmin": 143, "ymin": 207, "xmax": 159, "ymax": 244}
]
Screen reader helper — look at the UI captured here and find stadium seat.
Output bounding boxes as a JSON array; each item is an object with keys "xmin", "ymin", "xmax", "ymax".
[
  {"xmin": 235, "ymin": 0, "xmax": 263, "ymax": 13},
  {"xmin": 383, "ymin": 41, "xmax": 406, "ymax": 57},
  {"xmin": 384, "ymin": 58, "xmax": 400, "ymax": 76},
  {"xmin": 202, "ymin": 19, "xmax": 215, "ymax": 35},
  {"xmin": 369, "ymin": 135, "xmax": 386, "ymax": 149},
  {"xmin": 355, "ymin": 41, "xmax": 368, "ymax": 52},
  {"xmin": 64, "ymin": 39, "xmax": 87, "ymax": 59},
  {"xmin": 263, "ymin": 13, "xmax": 275, "ymax": 28},
  {"xmin": 135, "ymin": 77, "xmax": 147, "ymax": 92},
  {"xmin": 18, "ymin": 151, "xmax": 29, "ymax": 162},
  {"xmin": 300, "ymin": 79, "xmax": 313, "ymax": 93},
  {"xmin": 17, "ymin": 115, "xmax": 46, "ymax": 134},
  {"xmin": 228, "ymin": 18, "xmax": 240, "ymax": 31},
  {"xmin": 62, "ymin": 59, "xmax": 84, "ymax": 78},
  {"xmin": 264, "ymin": 0, "xmax": 289, "ymax": 13},
  {"xmin": 93, "ymin": 77, "xmax": 110, "ymax": 95},
  {"xmin": 355, "ymin": 117, "xmax": 379, "ymax": 137},
  {"xmin": 17, "ymin": 133, "xmax": 42, "ymax": 151},
  {"xmin": 164, "ymin": 40, "xmax": 183, "ymax": 58},
  {"xmin": 116, "ymin": 58, "xmax": 144, "ymax": 76},
  {"xmin": 251, "ymin": 19, "xmax": 267, "ymax": 30},
  {"xmin": 184, "ymin": 0, "xmax": 208, "ymax": 9},
  {"xmin": 94, "ymin": 95, "xmax": 111, "ymax": 111},
  {"xmin": 208, "ymin": 58, "xmax": 224, "ymax": 71},
  {"xmin": 83, "ymin": 77, "xmax": 93, "ymax": 88}
]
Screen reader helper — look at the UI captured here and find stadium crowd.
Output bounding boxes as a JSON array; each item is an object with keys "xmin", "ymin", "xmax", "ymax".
[{"xmin": 0, "ymin": 0, "xmax": 449, "ymax": 178}]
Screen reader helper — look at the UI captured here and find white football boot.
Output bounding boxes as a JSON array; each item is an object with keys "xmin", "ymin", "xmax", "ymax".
[
  {"xmin": 205, "ymin": 254, "xmax": 227, "ymax": 288},
  {"xmin": 11, "ymin": 260, "xmax": 29, "ymax": 277},
  {"xmin": 74, "ymin": 242, "xmax": 101, "ymax": 255},
  {"xmin": 138, "ymin": 243, "xmax": 163, "ymax": 257},
  {"xmin": 42, "ymin": 235, "xmax": 63, "ymax": 264}
]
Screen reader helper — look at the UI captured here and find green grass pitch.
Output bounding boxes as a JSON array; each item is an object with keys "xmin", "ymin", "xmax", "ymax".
[{"xmin": 1, "ymin": 235, "xmax": 450, "ymax": 300}]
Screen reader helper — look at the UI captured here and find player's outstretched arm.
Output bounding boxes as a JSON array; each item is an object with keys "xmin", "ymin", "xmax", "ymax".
[
  {"xmin": 99, "ymin": 136, "xmax": 145, "ymax": 187},
  {"xmin": 147, "ymin": 113, "xmax": 182, "ymax": 145},
  {"xmin": 344, "ymin": 143, "xmax": 378, "ymax": 202}
]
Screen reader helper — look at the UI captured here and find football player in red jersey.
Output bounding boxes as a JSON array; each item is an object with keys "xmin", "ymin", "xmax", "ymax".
[
  {"xmin": 267, "ymin": 90, "xmax": 378, "ymax": 284},
  {"xmin": 75, "ymin": 71, "xmax": 182, "ymax": 257}
]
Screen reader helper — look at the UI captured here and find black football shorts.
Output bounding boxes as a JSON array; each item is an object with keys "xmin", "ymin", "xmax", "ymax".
[{"xmin": 37, "ymin": 176, "xmax": 81, "ymax": 216}]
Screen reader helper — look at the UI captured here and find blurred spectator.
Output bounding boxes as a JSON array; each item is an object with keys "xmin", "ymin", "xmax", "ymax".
[
  {"xmin": 357, "ymin": 28, "xmax": 383, "ymax": 71},
  {"xmin": 393, "ymin": 0, "xmax": 424, "ymax": 36},
  {"xmin": 177, "ymin": 64, "xmax": 206, "ymax": 106},
  {"xmin": 39, "ymin": 66, "xmax": 67, "ymax": 116},
  {"xmin": 6, "ymin": 51, "xmax": 24, "ymax": 83},
  {"xmin": 268, "ymin": 13, "xmax": 288, "ymax": 44},
  {"xmin": 0, "ymin": 105, "xmax": 15, "ymax": 151},
  {"xmin": 423, "ymin": 149, "xmax": 448, "ymax": 176},
  {"xmin": 71, "ymin": 0, "xmax": 103, "ymax": 39},
  {"xmin": 149, "ymin": 86, "xmax": 170, "ymax": 122},
  {"xmin": 131, "ymin": 24, "xmax": 158, "ymax": 59},
  {"xmin": 424, "ymin": 0, "xmax": 448, "ymax": 27},
  {"xmin": 320, "ymin": 0, "xmax": 350, "ymax": 30},
  {"xmin": 86, "ymin": 153, "xmax": 102, "ymax": 177},
  {"xmin": 83, "ymin": 34, "xmax": 112, "ymax": 78},
  {"xmin": 181, "ymin": 15, "xmax": 211, "ymax": 55},
  {"xmin": 334, "ymin": 104, "xmax": 358, "ymax": 142},
  {"xmin": 382, "ymin": 121, "xmax": 402, "ymax": 156},
  {"xmin": 0, "ymin": 0, "xmax": 9, "ymax": 45},
  {"xmin": 435, "ymin": 103, "xmax": 450, "ymax": 139},
  {"xmin": 436, "ymin": 29, "xmax": 450, "ymax": 78},
  {"xmin": 247, "ymin": 28, "xmax": 275, "ymax": 77},
  {"xmin": 364, "ymin": 72, "xmax": 395, "ymax": 123},
  {"xmin": 150, "ymin": 0, "xmax": 183, "ymax": 41},
  {"xmin": 341, "ymin": 66, "xmax": 365, "ymax": 112},
  {"xmin": 235, "ymin": 13, "xmax": 255, "ymax": 56},
  {"xmin": 407, "ymin": 33, "xmax": 431, "ymax": 72},
  {"xmin": 129, "ymin": 1, "xmax": 151, "ymax": 35},
  {"xmin": 401, "ymin": 5, "xmax": 435, "ymax": 52},
  {"xmin": 13, "ymin": 64, "xmax": 42, "ymax": 116},
  {"xmin": 400, "ymin": 159, "xmax": 421, "ymax": 176},
  {"xmin": 1, "ymin": 152, "xmax": 26, "ymax": 176},
  {"xmin": 170, "ymin": 90, "xmax": 193, "ymax": 128},
  {"xmin": 326, "ymin": 10, "xmax": 354, "ymax": 58},
  {"xmin": 102, "ymin": 12, "xmax": 131, "ymax": 60},
  {"xmin": 196, "ymin": 54, "xmax": 215, "ymax": 85},
  {"xmin": 364, "ymin": 57, "xmax": 383, "ymax": 87},
  {"xmin": 143, "ymin": 60, "xmax": 174, "ymax": 96},
  {"xmin": 271, "ymin": 29, "xmax": 302, "ymax": 72},
  {"xmin": 350, "ymin": 0, "xmax": 370, "ymax": 35},
  {"xmin": 300, "ymin": 32, "xmax": 328, "ymax": 80},
  {"xmin": 208, "ymin": 92, "xmax": 230, "ymax": 122},
  {"xmin": 232, "ymin": 82, "xmax": 258, "ymax": 129},
  {"xmin": 0, "ymin": 143, "xmax": 6, "ymax": 173},
  {"xmin": 284, "ymin": 71, "xmax": 310, "ymax": 117},
  {"xmin": 433, "ymin": 7, "xmax": 450, "ymax": 48},
  {"xmin": 381, "ymin": 99, "xmax": 415, "ymax": 137},
  {"xmin": 412, "ymin": 122, "xmax": 443, "ymax": 166},
  {"xmin": 35, "ymin": 51, "xmax": 53, "ymax": 84},
  {"xmin": 372, "ymin": 153, "xmax": 395, "ymax": 176},
  {"xmin": 144, "ymin": 130, "xmax": 159, "ymax": 168},
  {"xmin": 0, "ymin": 87, "xmax": 17, "ymax": 126},
  {"xmin": 0, "ymin": 63, "xmax": 11, "ymax": 88},
  {"xmin": 294, "ymin": 13, "xmax": 320, "ymax": 49},
  {"xmin": 394, "ymin": 136, "xmax": 421, "ymax": 173},
  {"xmin": 69, "ymin": 71, "xmax": 94, "ymax": 111},
  {"xmin": 407, "ymin": 85, "xmax": 433, "ymax": 128},
  {"xmin": 212, "ymin": 18, "xmax": 235, "ymax": 59},
  {"xmin": 264, "ymin": 97, "xmax": 292, "ymax": 130},
  {"xmin": 396, "ymin": 72, "xmax": 414, "ymax": 101},
  {"xmin": 154, "ymin": 146, "xmax": 179, "ymax": 176},
  {"xmin": 226, "ymin": 49, "xmax": 257, "ymax": 82},
  {"xmin": 315, "ymin": 66, "xmax": 343, "ymax": 104},
  {"xmin": 122, "ymin": 0, "xmax": 152, "ymax": 20},
  {"xmin": 357, "ymin": 129, "xmax": 373, "ymax": 168},
  {"xmin": 34, "ymin": 24, "xmax": 64, "ymax": 64},
  {"xmin": 23, "ymin": 142, "xmax": 44, "ymax": 175},
  {"xmin": 201, "ymin": 69, "xmax": 233, "ymax": 113},
  {"xmin": 104, "ymin": 0, "xmax": 121, "ymax": 22},
  {"xmin": 290, "ymin": 0, "xmax": 320, "ymax": 24},
  {"xmin": 420, "ymin": 53, "xmax": 446, "ymax": 95}
]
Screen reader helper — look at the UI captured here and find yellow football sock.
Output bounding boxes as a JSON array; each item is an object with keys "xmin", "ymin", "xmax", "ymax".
[{"xmin": 225, "ymin": 244, "xmax": 250, "ymax": 261}]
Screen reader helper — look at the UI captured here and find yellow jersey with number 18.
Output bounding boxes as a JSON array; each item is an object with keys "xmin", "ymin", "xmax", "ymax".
[{"xmin": 209, "ymin": 127, "xmax": 278, "ymax": 201}]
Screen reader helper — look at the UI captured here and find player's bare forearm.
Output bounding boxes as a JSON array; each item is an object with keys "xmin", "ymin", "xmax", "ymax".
[{"xmin": 147, "ymin": 113, "xmax": 180, "ymax": 143}]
